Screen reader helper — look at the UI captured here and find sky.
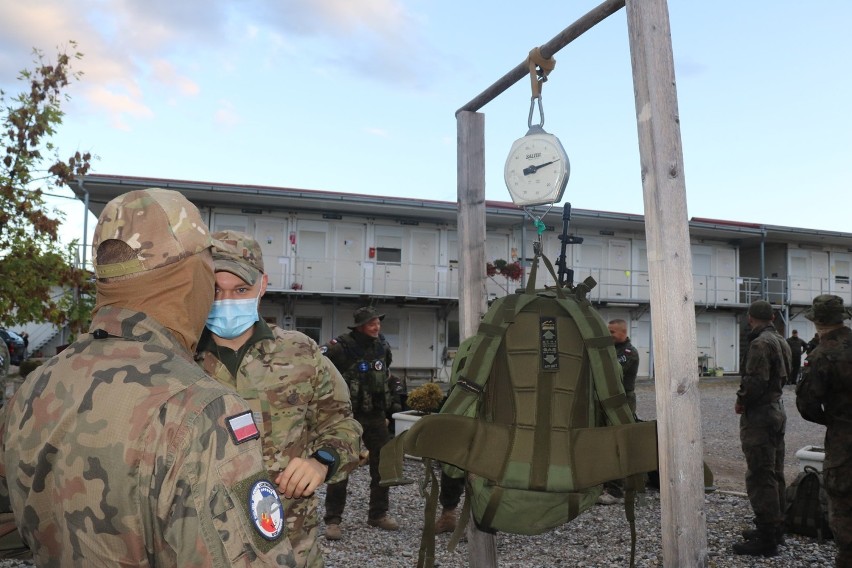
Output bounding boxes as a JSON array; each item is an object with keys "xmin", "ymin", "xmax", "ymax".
[{"xmin": 1, "ymin": 0, "xmax": 850, "ymax": 247}]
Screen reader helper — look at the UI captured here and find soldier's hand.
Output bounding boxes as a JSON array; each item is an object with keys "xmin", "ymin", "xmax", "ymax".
[
  {"xmin": 734, "ymin": 402, "xmax": 745, "ymax": 415},
  {"xmin": 275, "ymin": 457, "xmax": 327, "ymax": 499}
]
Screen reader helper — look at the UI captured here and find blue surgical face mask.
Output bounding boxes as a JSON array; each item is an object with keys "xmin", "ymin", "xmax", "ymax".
[{"xmin": 206, "ymin": 294, "xmax": 260, "ymax": 339}]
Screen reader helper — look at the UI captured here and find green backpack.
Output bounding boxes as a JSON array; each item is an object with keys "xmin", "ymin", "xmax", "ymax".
[{"xmin": 379, "ymin": 253, "xmax": 660, "ymax": 567}]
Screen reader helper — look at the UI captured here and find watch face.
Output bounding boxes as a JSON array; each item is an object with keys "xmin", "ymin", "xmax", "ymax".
[
  {"xmin": 504, "ymin": 132, "xmax": 569, "ymax": 207},
  {"xmin": 314, "ymin": 450, "xmax": 335, "ymax": 466}
]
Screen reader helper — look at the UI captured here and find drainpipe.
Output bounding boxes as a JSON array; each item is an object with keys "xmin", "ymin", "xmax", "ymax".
[
  {"xmin": 76, "ymin": 178, "xmax": 90, "ymax": 271},
  {"xmin": 760, "ymin": 227, "xmax": 767, "ymax": 300}
]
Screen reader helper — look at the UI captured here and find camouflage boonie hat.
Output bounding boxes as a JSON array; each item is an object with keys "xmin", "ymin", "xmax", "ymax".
[
  {"xmin": 804, "ymin": 294, "xmax": 852, "ymax": 325},
  {"xmin": 348, "ymin": 306, "xmax": 385, "ymax": 329},
  {"xmin": 92, "ymin": 188, "xmax": 212, "ymax": 279},
  {"xmin": 747, "ymin": 300, "xmax": 774, "ymax": 321},
  {"xmin": 212, "ymin": 230, "xmax": 265, "ymax": 286}
]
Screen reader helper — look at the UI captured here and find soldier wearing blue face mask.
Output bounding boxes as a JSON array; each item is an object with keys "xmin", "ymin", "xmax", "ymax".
[{"xmin": 196, "ymin": 231, "xmax": 362, "ymax": 568}]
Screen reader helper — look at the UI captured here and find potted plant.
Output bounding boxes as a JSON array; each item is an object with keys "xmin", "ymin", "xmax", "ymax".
[
  {"xmin": 393, "ymin": 382, "xmax": 444, "ymax": 436},
  {"xmin": 486, "ymin": 259, "xmax": 523, "ymax": 282}
]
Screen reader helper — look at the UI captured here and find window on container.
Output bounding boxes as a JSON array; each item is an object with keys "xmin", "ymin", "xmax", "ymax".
[
  {"xmin": 836, "ymin": 260, "xmax": 850, "ymax": 284},
  {"xmin": 447, "ymin": 319, "xmax": 460, "ymax": 348},
  {"xmin": 298, "ymin": 230, "xmax": 326, "ymax": 260},
  {"xmin": 296, "ymin": 316, "xmax": 323, "ymax": 344},
  {"xmin": 381, "ymin": 317, "xmax": 399, "ymax": 349},
  {"xmin": 376, "ymin": 235, "xmax": 403, "ymax": 264},
  {"xmin": 448, "ymin": 234, "xmax": 458, "ymax": 264}
]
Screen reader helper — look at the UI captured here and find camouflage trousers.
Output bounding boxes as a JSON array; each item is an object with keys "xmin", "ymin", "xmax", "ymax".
[
  {"xmin": 283, "ymin": 494, "xmax": 322, "ymax": 568},
  {"xmin": 740, "ymin": 401, "xmax": 787, "ymax": 529},
  {"xmin": 824, "ymin": 465, "xmax": 852, "ymax": 567},
  {"xmin": 324, "ymin": 412, "xmax": 391, "ymax": 523}
]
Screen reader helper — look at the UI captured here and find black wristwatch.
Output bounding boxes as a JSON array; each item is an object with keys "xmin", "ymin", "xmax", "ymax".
[{"xmin": 310, "ymin": 449, "xmax": 337, "ymax": 482}]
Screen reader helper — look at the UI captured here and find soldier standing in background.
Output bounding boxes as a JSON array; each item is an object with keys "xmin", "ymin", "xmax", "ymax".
[
  {"xmin": 597, "ymin": 319, "xmax": 641, "ymax": 506},
  {"xmin": 786, "ymin": 329, "xmax": 807, "ymax": 385},
  {"xmin": 608, "ymin": 319, "xmax": 640, "ymax": 416},
  {"xmin": 321, "ymin": 307, "xmax": 401, "ymax": 539},
  {"xmin": 806, "ymin": 332, "xmax": 821, "ymax": 355},
  {"xmin": 733, "ymin": 300, "xmax": 791, "ymax": 557},
  {"xmin": 0, "ymin": 189, "xmax": 294, "ymax": 566},
  {"xmin": 795, "ymin": 294, "xmax": 852, "ymax": 568},
  {"xmin": 196, "ymin": 230, "xmax": 362, "ymax": 567}
]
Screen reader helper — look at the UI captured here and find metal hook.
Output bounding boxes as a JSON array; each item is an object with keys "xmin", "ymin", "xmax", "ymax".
[{"xmin": 527, "ymin": 96, "xmax": 545, "ymax": 130}]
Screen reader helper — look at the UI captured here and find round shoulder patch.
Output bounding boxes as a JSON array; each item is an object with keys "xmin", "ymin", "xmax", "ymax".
[
  {"xmin": 373, "ymin": 360, "xmax": 384, "ymax": 371},
  {"xmin": 249, "ymin": 480, "xmax": 284, "ymax": 540},
  {"xmin": 320, "ymin": 345, "xmax": 328, "ymax": 354}
]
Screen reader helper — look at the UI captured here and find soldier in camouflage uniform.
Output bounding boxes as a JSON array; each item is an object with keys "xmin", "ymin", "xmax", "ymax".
[
  {"xmin": 596, "ymin": 318, "xmax": 642, "ymax": 505},
  {"xmin": 196, "ymin": 230, "xmax": 362, "ymax": 567},
  {"xmin": 786, "ymin": 329, "xmax": 808, "ymax": 385},
  {"xmin": 733, "ymin": 300, "xmax": 792, "ymax": 557},
  {"xmin": 608, "ymin": 319, "xmax": 640, "ymax": 416},
  {"xmin": 0, "ymin": 189, "xmax": 295, "ymax": 566},
  {"xmin": 795, "ymin": 294, "xmax": 852, "ymax": 568},
  {"xmin": 321, "ymin": 307, "xmax": 401, "ymax": 539}
]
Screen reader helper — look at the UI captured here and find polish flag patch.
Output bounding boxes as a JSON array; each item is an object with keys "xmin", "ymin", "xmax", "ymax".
[{"xmin": 227, "ymin": 411, "xmax": 261, "ymax": 444}]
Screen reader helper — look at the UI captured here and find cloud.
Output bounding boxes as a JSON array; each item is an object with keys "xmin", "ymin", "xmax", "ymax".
[
  {"xmin": 214, "ymin": 100, "xmax": 241, "ymax": 128},
  {"xmin": 150, "ymin": 59, "xmax": 200, "ymax": 97},
  {"xmin": 364, "ymin": 127, "xmax": 390, "ymax": 138},
  {"xmin": 254, "ymin": 0, "xmax": 435, "ymax": 87},
  {"xmin": 0, "ymin": 0, "xmax": 438, "ymax": 132},
  {"xmin": 0, "ymin": 0, "xmax": 216, "ymax": 130},
  {"xmin": 85, "ymin": 85, "xmax": 154, "ymax": 131}
]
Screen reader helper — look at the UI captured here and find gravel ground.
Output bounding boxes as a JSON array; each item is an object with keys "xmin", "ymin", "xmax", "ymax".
[
  {"xmin": 0, "ymin": 377, "xmax": 837, "ymax": 567},
  {"xmin": 317, "ymin": 377, "xmax": 835, "ymax": 567}
]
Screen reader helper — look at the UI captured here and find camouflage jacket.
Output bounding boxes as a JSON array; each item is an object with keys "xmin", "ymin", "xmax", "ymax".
[
  {"xmin": 197, "ymin": 322, "xmax": 362, "ymax": 568},
  {"xmin": 614, "ymin": 338, "xmax": 640, "ymax": 393},
  {"xmin": 796, "ymin": 325, "xmax": 852, "ymax": 469},
  {"xmin": 737, "ymin": 324, "xmax": 792, "ymax": 408},
  {"xmin": 321, "ymin": 331, "xmax": 398, "ymax": 416},
  {"xmin": 0, "ymin": 306, "xmax": 295, "ymax": 567}
]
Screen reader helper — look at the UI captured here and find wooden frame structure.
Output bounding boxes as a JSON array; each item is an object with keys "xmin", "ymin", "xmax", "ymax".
[{"xmin": 456, "ymin": 0, "xmax": 708, "ymax": 565}]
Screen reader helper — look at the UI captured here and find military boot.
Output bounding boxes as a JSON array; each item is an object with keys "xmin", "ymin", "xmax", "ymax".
[
  {"xmin": 325, "ymin": 523, "xmax": 342, "ymax": 541},
  {"xmin": 367, "ymin": 515, "xmax": 399, "ymax": 531},
  {"xmin": 435, "ymin": 507, "xmax": 458, "ymax": 534},
  {"xmin": 732, "ymin": 527, "xmax": 779, "ymax": 557},
  {"xmin": 741, "ymin": 526, "xmax": 785, "ymax": 545}
]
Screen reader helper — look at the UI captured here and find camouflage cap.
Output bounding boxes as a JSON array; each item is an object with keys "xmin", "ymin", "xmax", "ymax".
[
  {"xmin": 747, "ymin": 300, "xmax": 774, "ymax": 321},
  {"xmin": 212, "ymin": 230, "xmax": 265, "ymax": 286},
  {"xmin": 804, "ymin": 294, "xmax": 852, "ymax": 325},
  {"xmin": 92, "ymin": 188, "xmax": 212, "ymax": 279},
  {"xmin": 348, "ymin": 306, "xmax": 385, "ymax": 329}
]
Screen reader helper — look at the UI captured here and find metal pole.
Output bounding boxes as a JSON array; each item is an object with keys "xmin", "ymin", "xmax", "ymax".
[{"xmin": 456, "ymin": 0, "xmax": 626, "ymax": 115}]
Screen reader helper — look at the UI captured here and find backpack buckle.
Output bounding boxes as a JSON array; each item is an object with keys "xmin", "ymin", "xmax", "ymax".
[{"xmin": 456, "ymin": 378, "xmax": 483, "ymax": 395}]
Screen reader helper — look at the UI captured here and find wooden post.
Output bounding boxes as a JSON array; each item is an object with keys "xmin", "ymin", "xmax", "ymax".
[
  {"xmin": 456, "ymin": 110, "xmax": 497, "ymax": 566},
  {"xmin": 625, "ymin": 0, "xmax": 709, "ymax": 565}
]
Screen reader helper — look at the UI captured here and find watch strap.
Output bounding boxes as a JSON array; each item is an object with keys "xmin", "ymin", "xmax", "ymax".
[{"xmin": 311, "ymin": 449, "xmax": 338, "ymax": 482}]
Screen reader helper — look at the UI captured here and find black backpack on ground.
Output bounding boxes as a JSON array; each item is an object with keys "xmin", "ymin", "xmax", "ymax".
[{"xmin": 784, "ymin": 465, "xmax": 833, "ymax": 541}]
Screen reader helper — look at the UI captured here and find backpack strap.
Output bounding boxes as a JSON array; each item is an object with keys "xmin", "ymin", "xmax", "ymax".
[
  {"xmin": 556, "ymin": 293, "xmax": 635, "ymax": 426},
  {"xmin": 440, "ymin": 291, "xmax": 536, "ymax": 417}
]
